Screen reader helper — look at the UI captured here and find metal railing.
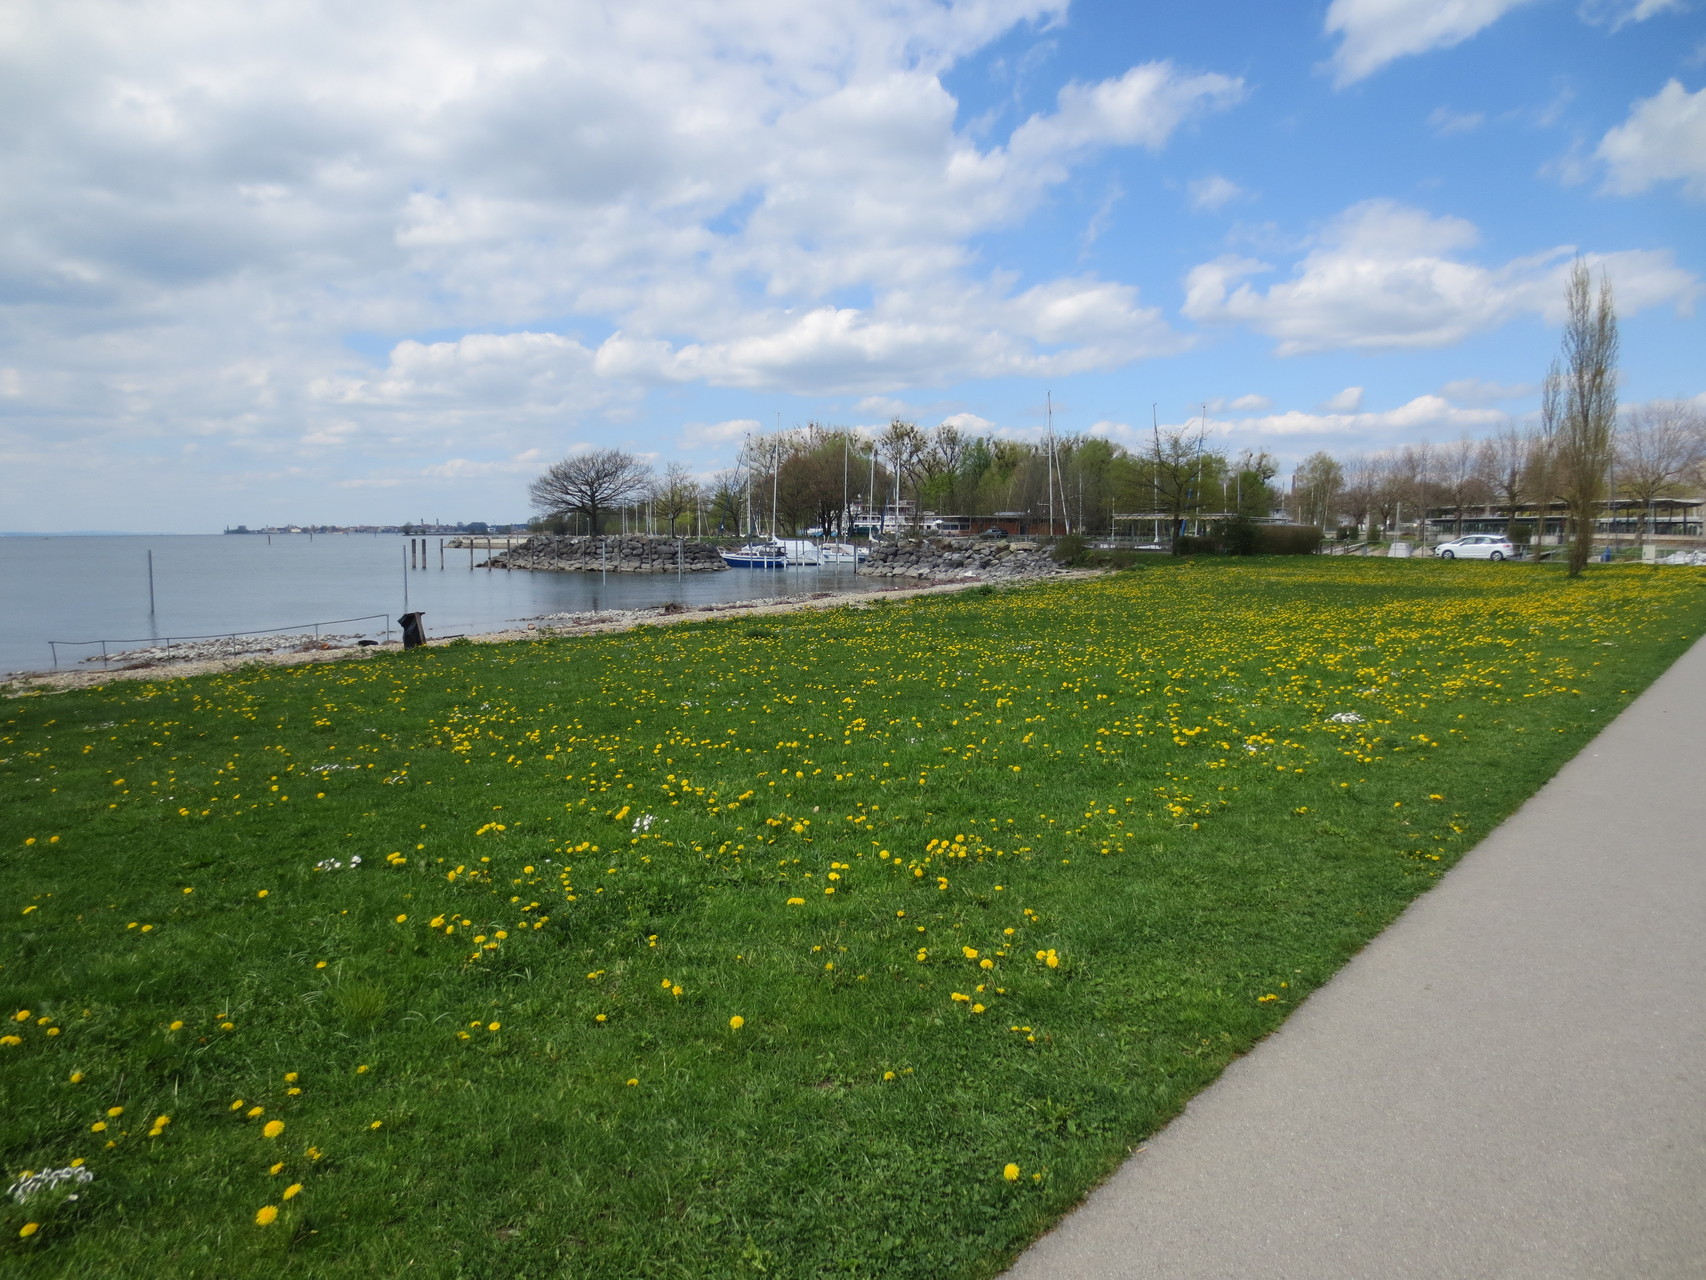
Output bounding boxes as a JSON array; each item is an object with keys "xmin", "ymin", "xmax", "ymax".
[{"xmin": 47, "ymin": 614, "xmax": 394, "ymax": 669}]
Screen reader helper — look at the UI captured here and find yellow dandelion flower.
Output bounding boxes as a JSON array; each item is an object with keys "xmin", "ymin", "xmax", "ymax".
[
  {"xmin": 369, "ymin": 1120, "xmax": 382, "ymax": 1129},
  {"xmin": 283, "ymin": 1183, "xmax": 303, "ymax": 1200},
  {"xmin": 269, "ymin": 1162, "xmax": 284, "ymax": 1175},
  {"xmin": 355, "ymin": 1064, "xmax": 369, "ymax": 1073},
  {"xmin": 283, "ymin": 1072, "xmax": 298, "ymax": 1082},
  {"xmin": 264, "ymin": 1120, "xmax": 285, "ymax": 1139},
  {"xmin": 69, "ymin": 1072, "xmax": 82, "ymax": 1083},
  {"xmin": 90, "ymin": 1121, "xmax": 106, "ymax": 1132},
  {"xmin": 728, "ymin": 1015, "xmax": 745, "ymax": 1030},
  {"xmin": 625, "ymin": 1078, "xmax": 639, "ymax": 1087},
  {"xmin": 247, "ymin": 1106, "xmax": 264, "ymax": 1118},
  {"xmin": 487, "ymin": 1022, "xmax": 500, "ymax": 1032},
  {"xmin": 254, "ymin": 1205, "xmax": 278, "ymax": 1226},
  {"xmin": 1003, "ymin": 1163, "xmax": 1021, "ymax": 1182},
  {"xmin": 168, "ymin": 1020, "xmax": 183, "ymax": 1031},
  {"xmin": 19, "ymin": 1223, "xmax": 39, "ymax": 1238},
  {"xmin": 394, "ymin": 914, "xmax": 407, "ymax": 923}
]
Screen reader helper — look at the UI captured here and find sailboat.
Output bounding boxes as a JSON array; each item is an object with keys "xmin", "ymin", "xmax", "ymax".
[{"xmin": 718, "ymin": 543, "xmax": 788, "ymax": 569}]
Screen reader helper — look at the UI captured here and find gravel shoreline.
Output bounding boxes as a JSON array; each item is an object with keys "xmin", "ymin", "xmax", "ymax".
[{"xmin": 4, "ymin": 575, "xmax": 1086, "ymax": 696}]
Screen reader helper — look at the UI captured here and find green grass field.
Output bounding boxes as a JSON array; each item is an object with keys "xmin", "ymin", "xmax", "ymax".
[{"xmin": 4, "ymin": 559, "xmax": 1704, "ymax": 1279}]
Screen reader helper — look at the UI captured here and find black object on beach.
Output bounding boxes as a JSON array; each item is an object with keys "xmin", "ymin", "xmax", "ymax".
[{"xmin": 399, "ymin": 612, "xmax": 426, "ymax": 648}]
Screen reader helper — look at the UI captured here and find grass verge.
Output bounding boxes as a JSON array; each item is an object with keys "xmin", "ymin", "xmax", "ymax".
[{"xmin": 4, "ymin": 559, "xmax": 1705, "ymax": 1278}]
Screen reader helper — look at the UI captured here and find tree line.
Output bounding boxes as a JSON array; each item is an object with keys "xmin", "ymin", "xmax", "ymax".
[{"xmin": 528, "ymin": 265, "xmax": 1700, "ymax": 578}]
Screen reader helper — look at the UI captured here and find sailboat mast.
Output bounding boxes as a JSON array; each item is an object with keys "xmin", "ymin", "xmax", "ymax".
[{"xmin": 1046, "ymin": 391, "xmax": 1055, "ymax": 538}]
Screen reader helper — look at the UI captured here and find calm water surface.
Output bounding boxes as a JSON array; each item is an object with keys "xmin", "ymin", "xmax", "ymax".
[{"xmin": 0, "ymin": 535, "xmax": 871, "ymax": 676}]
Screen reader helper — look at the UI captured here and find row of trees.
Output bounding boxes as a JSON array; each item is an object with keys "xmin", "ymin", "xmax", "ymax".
[
  {"xmin": 527, "ymin": 423, "xmax": 1291, "ymax": 542},
  {"xmin": 528, "ymin": 266, "xmax": 1700, "ymax": 576}
]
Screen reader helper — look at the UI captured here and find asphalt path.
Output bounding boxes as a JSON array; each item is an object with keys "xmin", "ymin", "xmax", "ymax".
[{"xmin": 1002, "ymin": 635, "xmax": 1706, "ymax": 1280}]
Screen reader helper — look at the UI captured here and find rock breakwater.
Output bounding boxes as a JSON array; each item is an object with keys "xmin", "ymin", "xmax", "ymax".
[
  {"xmin": 861, "ymin": 539, "xmax": 1065, "ymax": 580},
  {"xmin": 483, "ymin": 535, "xmax": 728, "ymax": 573}
]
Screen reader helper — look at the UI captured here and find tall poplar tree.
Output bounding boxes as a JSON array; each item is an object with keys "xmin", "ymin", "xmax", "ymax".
[{"xmin": 1549, "ymin": 261, "xmax": 1619, "ymax": 578}]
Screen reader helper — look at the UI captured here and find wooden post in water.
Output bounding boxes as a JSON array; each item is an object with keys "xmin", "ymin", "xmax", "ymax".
[
  {"xmin": 146, "ymin": 549, "xmax": 156, "ymax": 615},
  {"xmin": 439, "ymin": 538, "xmax": 444, "ymax": 570}
]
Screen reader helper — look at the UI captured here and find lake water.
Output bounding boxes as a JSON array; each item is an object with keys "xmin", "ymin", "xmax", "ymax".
[{"xmin": 0, "ymin": 534, "xmax": 872, "ymax": 677}]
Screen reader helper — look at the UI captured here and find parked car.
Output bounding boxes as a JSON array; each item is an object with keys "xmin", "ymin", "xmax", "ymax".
[
  {"xmin": 978, "ymin": 527, "xmax": 1009, "ymax": 540},
  {"xmin": 1432, "ymin": 535, "xmax": 1516, "ymax": 561}
]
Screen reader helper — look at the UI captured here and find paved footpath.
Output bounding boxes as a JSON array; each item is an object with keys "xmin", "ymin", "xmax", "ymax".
[{"xmin": 1003, "ymin": 636, "xmax": 1706, "ymax": 1280}]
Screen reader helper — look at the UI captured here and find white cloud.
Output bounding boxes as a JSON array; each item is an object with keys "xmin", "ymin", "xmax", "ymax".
[
  {"xmin": 1597, "ymin": 80, "xmax": 1706, "ymax": 202},
  {"xmin": 591, "ymin": 274, "xmax": 1186, "ymax": 394},
  {"xmin": 1579, "ymin": 0, "xmax": 1688, "ymax": 30},
  {"xmin": 854, "ymin": 396, "xmax": 919, "ymax": 419},
  {"xmin": 941, "ymin": 411, "xmax": 996, "ymax": 432},
  {"xmin": 1228, "ymin": 395, "xmax": 1508, "ymax": 441},
  {"xmin": 1427, "ymin": 106, "xmax": 1485, "ymax": 135},
  {"xmin": 1320, "ymin": 386, "xmax": 1365, "ymax": 411},
  {"xmin": 420, "ymin": 452, "xmax": 545, "ymax": 480},
  {"xmin": 1439, "ymin": 377, "xmax": 1533, "ymax": 403},
  {"xmin": 1325, "ymin": 0, "xmax": 1539, "ymax": 87},
  {"xmin": 1205, "ymin": 393, "xmax": 1273, "ymax": 412},
  {"xmin": 1009, "ymin": 63, "xmax": 1246, "ymax": 162},
  {"xmin": 1082, "ymin": 395, "xmax": 1516, "ymax": 461},
  {"xmin": 1182, "ymin": 199, "xmax": 1700, "ymax": 354},
  {"xmin": 679, "ymin": 418, "xmax": 761, "ymax": 448},
  {"xmin": 1188, "ymin": 175, "xmax": 1245, "ymax": 211},
  {"xmin": 0, "ymin": 1, "xmax": 1264, "ymax": 525}
]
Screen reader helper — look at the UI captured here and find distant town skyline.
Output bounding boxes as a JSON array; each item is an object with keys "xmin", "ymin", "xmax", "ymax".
[{"xmin": 2, "ymin": 0, "xmax": 1701, "ymax": 532}]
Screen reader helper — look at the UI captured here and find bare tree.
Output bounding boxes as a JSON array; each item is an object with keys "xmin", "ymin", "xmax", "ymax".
[
  {"xmin": 529, "ymin": 448, "xmax": 654, "ymax": 535},
  {"xmin": 1148, "ymin": 418, "xmax": 1210, "ymax": 548},
  {"xmin": 1473, "ymin": 421, "xmax": 1541, "ymax": 541},
  {"xmin": 879, "ymin": 419, "xmax": 927, "ymax": 523},
  {"xmin": 1437, "ymin": 434, "xmax": 1486, "ymax": 537},
  {"xmin": 1292, "ymin": 451, "xmax": 1344, "ymax": 530},
  {"xmin": 1366, "ymin": 454, "xmax": 1402, "ymax": 537},
  {"xmin": 1391, "ymin": 441, "xmax": 1438, "ymax": 544},
  {"xmin": 1552, "ymin": 261, "xmax": 1619, "ymax": 577},
  {"xmin": 1616, "ymin": 400, "xmax": 1705, "ymax": 549},
  {"xmin": 705, "ymin": 468, "xmax": 746, "ymax": 535},
  {"xmin": 1340, "ymin": 454, "xmax": 1378, "ymax": 537},
  {"xmin": 651, "ymin": 462, "xmax": 702, "ymax": 537}
]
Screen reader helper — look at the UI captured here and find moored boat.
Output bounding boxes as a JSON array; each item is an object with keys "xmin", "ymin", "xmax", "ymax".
[
  {"xmin": 718, "ymin": 543, "xmax": 789, "ymax": 569},
  {"xmin": 816, "ymin": 542, "xmax": 868, "ymax": 564}
]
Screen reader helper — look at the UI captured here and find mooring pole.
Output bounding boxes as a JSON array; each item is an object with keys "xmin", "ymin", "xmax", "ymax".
[
  {"xmin": 147, "ymin": 549, "xmax": 156, "ymax": 615},
  {"xmin": 403, "ymin": 544, "xmax": 410, "ymax": 614}
]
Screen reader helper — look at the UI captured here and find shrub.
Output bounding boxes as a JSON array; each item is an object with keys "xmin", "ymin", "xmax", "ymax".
[
  {"xmin": 1255, "ymin": 524, "xmax": 1324, "ymax": 555},
  {"xmin": 1220, "ymin": 517, "xmax": 1259, "ymax": 556},
  {"xmin": 1174, "ymin": 534, "xmax": 1220, "ymax": 555},
  {"xmin": 1050, "ymin": 534, "xmax": 1087, "ymax": 565}
]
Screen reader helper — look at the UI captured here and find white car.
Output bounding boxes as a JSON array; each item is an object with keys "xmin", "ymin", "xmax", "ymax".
[{"xmin": 1432, "ymin": 535, "xmax": 1516, "ymax": 561}]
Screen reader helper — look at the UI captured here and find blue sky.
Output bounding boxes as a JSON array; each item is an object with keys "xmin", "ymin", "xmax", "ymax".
[{"xmin": 1, "ymin": 0, "xmax": 1701, "ymax": 530}]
